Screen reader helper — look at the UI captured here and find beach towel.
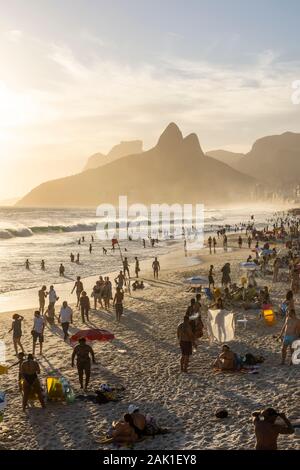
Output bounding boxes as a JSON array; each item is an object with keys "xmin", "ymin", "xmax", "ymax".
[{"xmin": 207, "ymin": 309, "xmax": 235, "ymax": 343}]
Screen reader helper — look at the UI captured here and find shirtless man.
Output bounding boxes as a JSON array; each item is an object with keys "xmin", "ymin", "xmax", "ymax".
[
  {"xmin": 38, "ymin": 285, "xmax": 48, "ymax": 314},
  {"xmin": 152, "ymin": 257, "xmax": 160, "ymax": 279},
  {"xmin": 71, "ymin": 276, "xmax": 84, "ymax": 307},
  {"xmin": 177, "ymin": 316, "xmax": 194, "ymax": 372},
  {"xmin": 123, "ymin": 257, "xmax": 130, "ymax": 278},
  {"xmin": 113, "ymin": 287, "xmax": 124, "ymax": 322},
  {"xmin": 213, "ymin": 344, "xmax": 236, "ymax": 370},
  {"xmin": 21, "ymin": 354, "xmax": 46, "ymax": 411},
  {"xmin": 115, "ymin": 271, "xmax": 125, "ymax": 289},
  {"xmin": 134, "ymin": 257, "xmax": 140, "ymax": 278},
  {"xmin": 252, "ymin": 408, "xmax": 294, "ymax": 450},
  {"xmin": 71, "ymin": 338, "xmax": 95, "ymax": 391},
  {"xmin": 279, "ymin": 309, "xmax": 300, "ymax": 365}
]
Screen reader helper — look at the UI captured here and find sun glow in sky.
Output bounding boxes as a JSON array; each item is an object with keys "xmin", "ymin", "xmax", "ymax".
[{"xmin": 1, "ymin": 0, "xmax": 300, "ymax": 200}]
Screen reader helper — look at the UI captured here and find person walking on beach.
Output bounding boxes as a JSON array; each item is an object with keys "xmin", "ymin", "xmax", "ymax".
[
  {"xmin": 41, "ymin": 260, "xmax": 45, "ymax": 271},
  {"xmin": 208, "ymin": 236, "xmax": 212, "ymax": 254},
  {"xmin": 152, "ymin": 257, "xmax": 160, "ymax": 279},
  {"xmin": 46, "ymin": 285, "xmax": 59, "ymax": 324},
  {"xmin": 135, "ymin": 257, "xmax": 140, "ymax": 278},
  {"xmin": 21, "ymin": 354, "xmax": 46, "ymax": 411},
  {"xmin": 208, "ymin": 265, "xmax": 215, "ymax": 289},
  {"xmin": 123, "ymin": 257, "xmax": 130, "ymax": 278},
  {"xmin": 70, "ymin": 252, "xmax": 75, "ymax": 262},
  {"xmin": 25, "ymin": 259, "xmax": 30, "ymax": 270},
  {"xmin": 113, "ymin": 287, "xmax": 124, "ymax": 322},
  {"xmin": 177, "ymin": 316, "xmax": 194, "ymax": 373},
  {"xmin": 8, "ymin": 314, "xmax": 24, "ymax": 356},
  {"xmin": 115, "ymin": 271, "xmax": 125, "ymax": 289},
  {"xmin": 223, "ymin": 235, "xmax": 228, "ymax": 251},
  {"xmin": 71, "ymin": 276, "xmax": 84, "ymax": 307},
  {"xmin": 79, "ymin": 291, "xmax": 90, "ymax": 323},
  {"xmin": 58, "ymin": 301, "xmax": 73, "ymax": 341},
  {"xmin": 213, "ymin": 237, "xmax": 217, "ymax": 253},
  {"xmin": 248, "ymin": 235, "xmax": 252, "ymax": 249},
  {"xmin": 76, "ymin": 253, "xmax": 80, "ymax": 264},
  {"xmin": 238, "ymin": 235, "xmax": 243, "ymax": 248},
  {"xmin": 102, "ymin": 247, "xmax": 107, "ymax": 255},
  {"xmin": 38, "ymin": 285, "xmax": 48, "ymax": 314},
  {"xmin": 71, "ymin": 338, "xmax": 95, "ymax": 391},
  {"xmin": 279, "ymin": 309, "xmax": 300, "ymax": 365},
  {"xmin": 59, "ymin": 263, "xmax": 65, "ymax": 277},
  {"xmin": 32, "ymin": 311, "xmax": 45, "ymax": 356},
  {"xmin": 252, "ymin": 408, "xmax": 294, "ymax": 450},
  {"xmin": 142, "ymin": 239, "xmax": 146, "ymax": 248},
  {"xmin": 221, "ymin": 263, "xmax": 231, "ymax": 288},
  {"xmin": 89, "ymin": 243, "xmax": 92, "ymax": 254}
]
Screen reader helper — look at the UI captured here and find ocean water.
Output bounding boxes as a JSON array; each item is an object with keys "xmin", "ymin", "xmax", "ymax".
[{"xmin": 0, "ymin": 206, "xmax": 277, "ymax": 294}]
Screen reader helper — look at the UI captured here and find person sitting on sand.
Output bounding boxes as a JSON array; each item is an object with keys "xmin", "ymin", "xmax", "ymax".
[
  {"xmin": 252, "ymin": 408, "xmax": 294, "ymax": 450},
  {"xmin": 111, "ymin": 414, "xmax": 138, "ymax": 445},
  {"xmin": 177, "ymin": 316, "xmax": 194, "ymax": 373},
  {"xmin": 279, "ymin": 309, "xmax": 300, "ymax": 365},
  {"xmin": 8, "ymin": 314, "xmax": 24, "ymax": 356},
  {"xmin": 213, "ymin": 344, "xmax": 240, "ymax": 371},
  {"xmin": 128, "ymin": 404, "xmax": 147, "ymax": 439},
  {"xmin": 21, "ymin": 354, "xmax": 46, "ymax": 411}
]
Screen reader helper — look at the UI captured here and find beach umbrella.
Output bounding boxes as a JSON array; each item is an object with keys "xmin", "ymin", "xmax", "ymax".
[
  {"xmin": 259, "ymin": 249, "xmax": 274, "ymax": 256},
  {"xmin": 184, "ymin": 276, "xmax": 208, "ymax": 285},
  {"xmin": 239, "ymin": 262, "xmax": 258, "ymax": 271},
  {"xmin": 70, "ymin": 329, "xmax": 115, "ymax": 344}
]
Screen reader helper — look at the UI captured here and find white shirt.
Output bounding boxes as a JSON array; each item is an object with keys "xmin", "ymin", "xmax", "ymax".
[
  {"xmin": 34, "ymin": 316, "xmax": 44, "ymax": 334},
  {"xmin": 49, "ymin": 289, "xmax": 57, "ymax": 303},
  {"xmin": 60, "ymin": 306, "xmax": 73, "ymax": 323}
]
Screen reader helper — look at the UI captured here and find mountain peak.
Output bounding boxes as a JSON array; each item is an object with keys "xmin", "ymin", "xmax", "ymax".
[
  {"xmin": 183, "ymin": 133, "xmax": 204, "ymax": 155},
  {"xmin": 156, "ymin": 122, "xmax": 183, "ymax": 152}
]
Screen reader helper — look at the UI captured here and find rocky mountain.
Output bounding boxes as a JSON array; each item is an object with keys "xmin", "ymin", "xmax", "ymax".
[
  {"xmin": 235, "ymin": 132, "xmax": 300, "ymax": 186},
  {"xmin": 17, "ymin": 123, "xmax": 256, "ymax": 208},
  {"xmin": 84, "ymin": 140, "xmax": 143, "ymax": 170},
  {"xmin": 206, "ymin": 149, "xmax": 244, "ymax": 169}
]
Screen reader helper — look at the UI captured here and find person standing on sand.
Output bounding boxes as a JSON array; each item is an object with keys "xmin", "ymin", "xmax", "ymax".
[
  {"xmin": 248, "ymin": 235, "xmax": 252, "ymax": 249},
  {"xmin": 59, "ymin": 263, "xmax": 65, "ymax": 277},
  {"xmin": 208, "ymin": 236, "xmax": 212, "ymax": 254},
  {"xmin": 25, "ymin": 259, "xmax": 30, "ymax": 270},
  {"xmin": 135, "ymin": 257, "xmax": 140, "ymax": 278},
  {"xmin": 238, "ymin": 235, "xmax": 243, "ymax": 248},
  {"xmin": 76, "ymin": 253, "xmax": 80, "ymax": 264},
  {"xmin": 41, "ymin": 260, "xmax": 45, "ymax": 271},
  {"xmin": 123, "ymin": 257, "xmax": 130, "ymax": 278},
  {"xmin": 38, "ymin": 285, "xmax": 48, "ymax": 314},
  {"xmin": 273, "ymin": 258, "xmax": 280, "ymax": 283},
  {"xmin": 79, "ymin": 291, "xmax": 90, "ymax": 323},
  {"xmin": 46, "ymin": 285, "xmax": 59, "ymax": 324},
  {"xmin": 213, "ymin": 237, "xmax": 217, "ymax": 253},
  {"xmin": 113, "ymin": 287, "xmax": 124, "ymax": 322},
  {"xmin": 152, "ymin": 257, "xmax": 160, "ymax": 279},
  {"xmin": 58, "ymin": 301, "xmax": 73, "ymax": 341},
  {"xmin": 221, "ymin": 263, "xmax": 231, "ymax": 288},
  {"xmin": 177, "ymin": 316, "xmax": 194, "ymax": 373},
  {"xmin": 115, "ymin": 271, "xmax": 125, "ymax": 289},
  {"xmin": 142, "ymin": 239, "xmax": 146, "ymax": 248},
  {"xmin": 279, "ymin": 309, "xmax": 300, "ymax": 365},
  {"xmin": 252, "ymin": 408, "xmax": 294, "ymax": 450},
  {"xmin": 71, "ymin": 338, "xmax": 95, "ymax": 391},
  {"xmin": 21, "ymin": 354, "xmax": 46, "ymax": 411},
  {"xmin": 223, "ymin": 234, "xmax": 228, "ymax": 251},
  {"xmin": 8, "ymin": 314, "xmax": 24, "ymax": 356},
  {"xmin": 71, "ymin": 276, "xmax": 84, "ymax": 307},
  {"xmin": 89, "ymin": 243, "xmax": 92, "ymax": 254},
  {"xmin": 208, "ymin": 265, "xmax": 215, "ymax": 289},
  {"xmin": 70, "ymin": 252, "xmax": 75, "ymax": 262},
  {"xmin": 32, "ymin": 311, "xmax": 45, "ymax": 356}
]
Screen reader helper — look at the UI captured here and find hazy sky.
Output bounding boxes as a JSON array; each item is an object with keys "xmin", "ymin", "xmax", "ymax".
[{"xmin": 1, "ymin": 0, "xmax": 300, "ymax": 200}]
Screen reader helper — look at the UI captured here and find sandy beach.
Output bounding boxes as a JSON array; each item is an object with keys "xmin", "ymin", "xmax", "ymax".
[{"xmin": 0, "ymin": 235, "xmax": 299, "ymax": 451}]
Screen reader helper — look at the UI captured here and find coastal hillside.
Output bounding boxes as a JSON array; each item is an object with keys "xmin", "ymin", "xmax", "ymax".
[
  {"xmin": 84, "ymin": 140, "xmax": 143, "ymax": 170},
  {"xmin": 17, "ymin": 123, "xmax": 256, "ymax": 208}
]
